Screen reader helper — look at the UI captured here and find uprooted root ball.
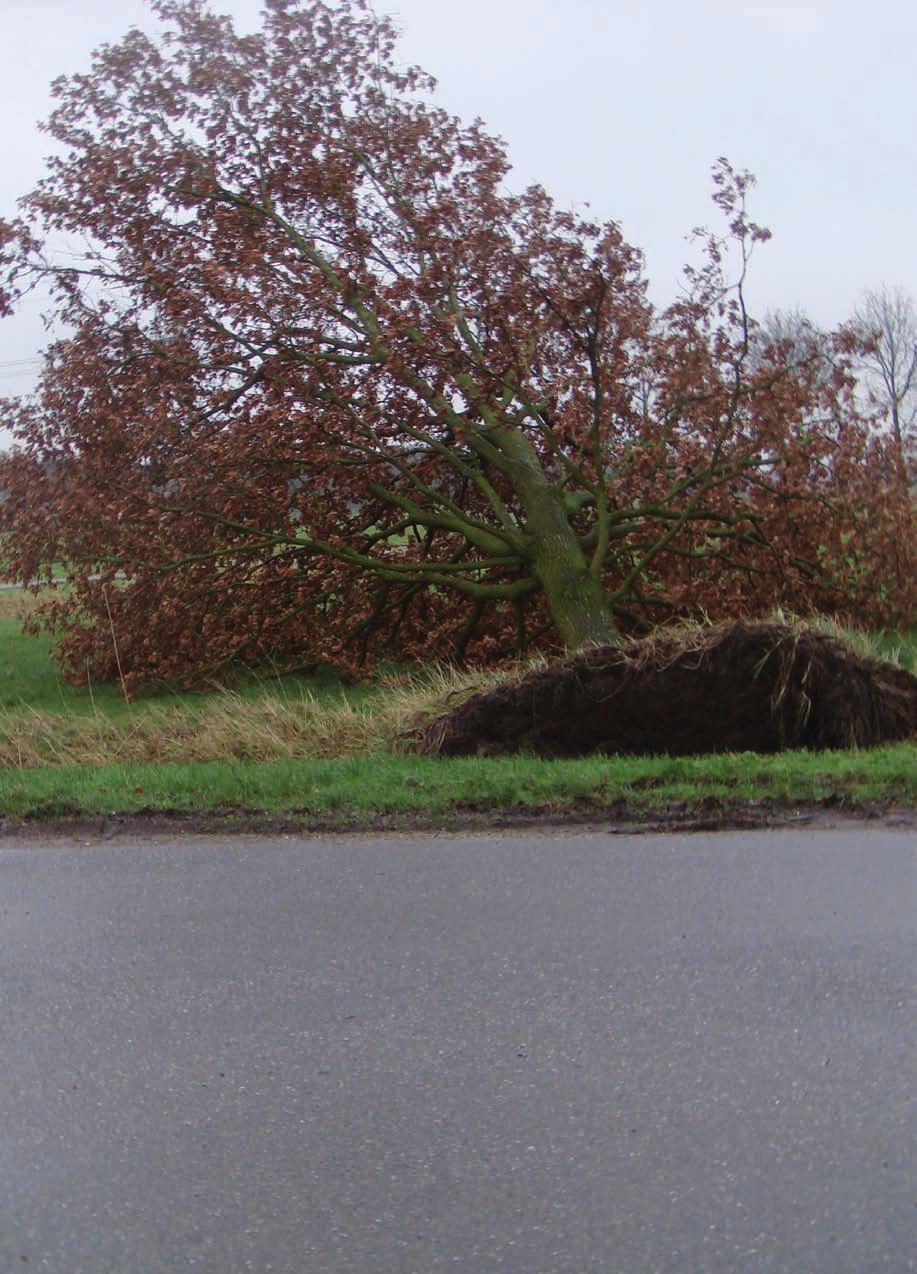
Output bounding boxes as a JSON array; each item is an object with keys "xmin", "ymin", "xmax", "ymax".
[{"xmin": 418, "ymin": 622, "xmax": 917, "ymax": 757}]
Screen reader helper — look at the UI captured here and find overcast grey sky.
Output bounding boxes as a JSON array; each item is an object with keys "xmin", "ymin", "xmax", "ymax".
[{"xmin": 1, "ymin": 0, "xmax": 915, "ymax": 424}]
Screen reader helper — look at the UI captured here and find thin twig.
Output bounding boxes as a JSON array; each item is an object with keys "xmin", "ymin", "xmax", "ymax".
[{"xmin": 103, "ymin": 586, "xmax": 132, "ymax": 704}]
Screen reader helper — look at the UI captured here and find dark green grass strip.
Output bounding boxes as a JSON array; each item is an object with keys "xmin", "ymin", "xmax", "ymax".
[
  {"xmin": 1, "ymin": 745, "xmax": 913, "ymax": 821},
  {"xmin": 0, "ymin": 615, "xmax": 363, "ymax": 716}
]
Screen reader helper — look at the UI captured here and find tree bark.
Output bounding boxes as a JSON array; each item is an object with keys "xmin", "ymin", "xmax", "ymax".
[
  {"xmin": 528, "ymin": 520, "xmax": 619, "ymax": 648},
  {"xmin": 491, "ymin": 425, "xmax": 619, "ymax": 649}
]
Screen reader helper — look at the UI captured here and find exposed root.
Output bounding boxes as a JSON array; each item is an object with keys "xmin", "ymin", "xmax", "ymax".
[{"xmin": 418, "ymin": 621, "xmax": 917, "ymax": 757}]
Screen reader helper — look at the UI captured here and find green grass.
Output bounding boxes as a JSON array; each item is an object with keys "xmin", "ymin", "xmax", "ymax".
[
  {"xmin": 0, "ymin": 612, "xmax": 359, "ymax": 717},
  {"xmin": 1, "ymin": 589, "xmax": 914, "ymax": 823},
  {"xmin": 1, "ymin": 747, "xmax": 914, "ymax": 822}
]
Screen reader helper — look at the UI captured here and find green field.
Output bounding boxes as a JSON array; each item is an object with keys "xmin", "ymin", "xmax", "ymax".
[{"xmin": 1, "ymin": 591, "xmax": 915, "ymax": 824}]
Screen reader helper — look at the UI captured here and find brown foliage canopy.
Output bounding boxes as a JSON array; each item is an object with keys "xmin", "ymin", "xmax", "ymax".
[{"xmin": 0, "ymin": 0, "xmax": 913, "ymax": 685}]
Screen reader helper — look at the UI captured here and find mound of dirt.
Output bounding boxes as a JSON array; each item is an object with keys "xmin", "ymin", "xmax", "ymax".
[{"xmin": 419, "ymin": 622, "xmax": 917, "ymax": 757}]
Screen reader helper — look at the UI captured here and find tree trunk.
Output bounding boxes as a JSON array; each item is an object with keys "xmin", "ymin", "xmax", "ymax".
[
  {"xmin": 530, "ymin": 526, "xmax": 619, "ymax": 649},
  {"xmin": 492, "ymin": 425, "xmax": 619, "ymax": 649}
]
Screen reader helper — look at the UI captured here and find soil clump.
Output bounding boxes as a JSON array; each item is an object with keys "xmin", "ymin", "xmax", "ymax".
[{"xmin": 419, "ymin": 621, "xmax": 917, "ymax": 758}]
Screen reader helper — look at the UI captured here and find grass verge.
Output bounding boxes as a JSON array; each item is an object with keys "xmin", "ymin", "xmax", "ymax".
[{"xmin": 1, "ymin": 746, "xmax": 914, "ymax": 824}]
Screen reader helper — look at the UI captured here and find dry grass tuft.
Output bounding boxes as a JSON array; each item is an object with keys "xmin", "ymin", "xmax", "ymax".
[
  {"xmin": 0, "ymin": 588, "xmax": 41, "ymax": 622},
  {"xmin": 0, "ymin": 661, "xmax": 524, "ymax": 770}
]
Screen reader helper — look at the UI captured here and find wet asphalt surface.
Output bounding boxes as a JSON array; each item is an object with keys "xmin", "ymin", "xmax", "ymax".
[{"xmin": 0, "ymin": 826, "xmax": 914, "ymax": 1272}]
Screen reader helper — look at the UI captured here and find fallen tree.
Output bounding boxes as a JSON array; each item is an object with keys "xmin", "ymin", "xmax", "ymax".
[
  {"xmin": 0, "ymin": 0, "xmax": 913, "ymax": 685},
  {"xmin": 419, "ymin": 622, "xmax": 917, "ymax": 757}
]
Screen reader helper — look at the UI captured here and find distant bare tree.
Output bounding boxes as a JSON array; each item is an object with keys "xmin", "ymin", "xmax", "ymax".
[
  {"xmin": 853, "ymin": 287, "xmax": 917, "ymax": 478},
  {"xmin": 755, "ymin": 308, "xmax": 834, "ymax": 385}
]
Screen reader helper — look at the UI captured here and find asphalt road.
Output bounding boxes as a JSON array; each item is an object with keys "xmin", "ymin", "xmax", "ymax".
[{"xmin": 1, "ymin": 826, "xmax": 914, "ymax": 1273}]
